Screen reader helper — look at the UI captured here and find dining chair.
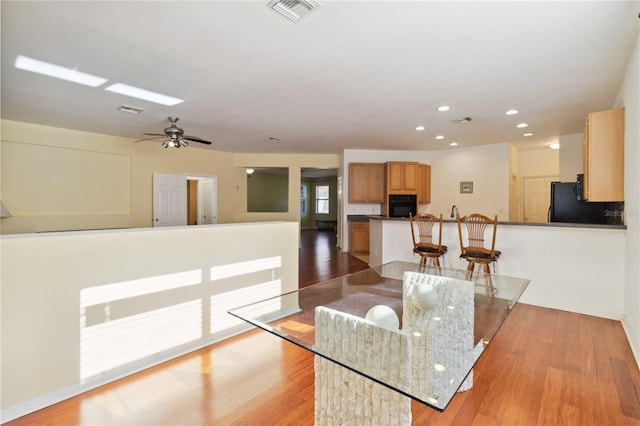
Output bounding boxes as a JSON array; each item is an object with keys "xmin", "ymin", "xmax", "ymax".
[
  {"xmin": 409, "ymin": 213, "xmax": 448, "ymax": 268},
  {"xmin": 456, "ymin": 213, "xmax": 501, "ymax": 294}
]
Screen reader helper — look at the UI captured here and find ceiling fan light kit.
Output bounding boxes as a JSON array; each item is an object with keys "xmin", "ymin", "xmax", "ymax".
[{"xmin": 139, "ymin": 117, "xmax": 212, "ymax": 149}]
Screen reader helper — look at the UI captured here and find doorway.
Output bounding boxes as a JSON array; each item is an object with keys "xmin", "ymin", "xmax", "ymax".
[
  {"xmin": 153, "ymin": 173, "xmax": 217, "ymax": 227},
  {"xmin": 186, "ymin": 175, "xmax": 218, "ymax": 225},
  {"xmin": 522, "ymin": 176, "xmax": 558, "ymax": 223},
  {"xmin": 300, "ymin": 168, "xmax": 338, "ymax": 235}
]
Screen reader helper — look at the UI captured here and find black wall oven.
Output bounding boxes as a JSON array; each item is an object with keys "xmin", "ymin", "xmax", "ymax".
[{"xmin": 388, "ymin": 194, "xmax": 417, "ymax": 218}]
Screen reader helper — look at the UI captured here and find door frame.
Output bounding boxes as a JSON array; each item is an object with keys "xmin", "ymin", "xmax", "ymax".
[{"xmin": 186, "ymin": 174, "xmax": 218, "ymax": 225}]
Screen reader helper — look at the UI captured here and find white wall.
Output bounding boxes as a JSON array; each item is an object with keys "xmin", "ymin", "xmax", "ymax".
[
  {"xmin": 616, "ymin": 28, "xmax": 640, "ymax": 366},
  {"xmin": 370, "ymin": 220, "xmax": 625, "ymax": 320},
  {"xmin": 0, "ymin": 221, "xmax": 299, "ymax": 421},
  {"xmin": 559, "ymin": 133, "xmax": 584, "ymax": 181},
  {"xmin": 429, "ymin": 143, "xmax": 511, "ymax": 221}
]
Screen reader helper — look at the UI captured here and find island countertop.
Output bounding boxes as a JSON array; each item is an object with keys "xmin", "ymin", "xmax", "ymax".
[{"xmin": 347, "ymin": 214, "xmax": 626, "ymax": 230}]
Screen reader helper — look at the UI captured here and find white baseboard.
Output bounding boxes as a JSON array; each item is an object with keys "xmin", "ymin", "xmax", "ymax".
[
  {"xmin": 621, "ymin": 314, "xmax": 640, "ymax": 371},
  {"xmin": 0, "ymin": 325, "xmax": 254, "ymax": 423},
  {"xmin": 1, "ymin": 304, "xmax": 302, "ymax": 423}
]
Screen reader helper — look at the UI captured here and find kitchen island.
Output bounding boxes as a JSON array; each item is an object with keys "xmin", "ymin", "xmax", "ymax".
[{"xmin": 366, "ymin": 216, "xmax": 626, "ymax": 320}]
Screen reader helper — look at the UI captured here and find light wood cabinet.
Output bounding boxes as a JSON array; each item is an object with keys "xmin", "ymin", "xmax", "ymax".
[
  {"xmin": 386, "ymin": 162, "xmax": 419, "ymax": 193},
  {"xmin": 417, "ymin": 163, "xmax": 431, "ymax": 204},
  {"xmin": 350, "ymin": 221, "xmax": 370, "ymax": 253},
  {"xmin": 349, "ymin": 163, "xmax": 385, "ymax": 203},
  {"xmin": 583, "ymin": 108, "xmax": 624, "ymax": 202}
]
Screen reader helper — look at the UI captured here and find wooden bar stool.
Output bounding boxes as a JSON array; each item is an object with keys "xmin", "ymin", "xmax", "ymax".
[
  {"xmin": 410, "ymin": 213, "xmax": 447, "ymax": 268},
  {"xmin": 456, "ymin": 213, "xmax": 501, "ymax": 294}
]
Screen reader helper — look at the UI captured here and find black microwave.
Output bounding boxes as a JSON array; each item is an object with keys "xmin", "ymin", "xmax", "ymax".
[{"xmin": 388, "ymin": 194, "xmax": 417, "ymax": 218}]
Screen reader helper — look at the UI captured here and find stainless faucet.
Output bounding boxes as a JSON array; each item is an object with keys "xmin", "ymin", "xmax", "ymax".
[{"xmin": 450, "ymin": 205, "xmax": 458, "ymax": 218}]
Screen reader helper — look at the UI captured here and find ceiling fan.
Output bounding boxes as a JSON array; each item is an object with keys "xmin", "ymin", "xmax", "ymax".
[{"xmin": 137, "ymin": 117, "xmax": 212, "ymax": 148}]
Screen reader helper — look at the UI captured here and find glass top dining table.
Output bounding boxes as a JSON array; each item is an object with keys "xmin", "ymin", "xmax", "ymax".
[{"xmin": 228, "ymin": 260, "xmax": 530, "ymax": 411}]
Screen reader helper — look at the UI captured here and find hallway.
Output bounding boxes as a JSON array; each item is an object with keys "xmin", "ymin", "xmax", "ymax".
[{"xmin": 298, "ymin": 228, "xmax": 368, "ymax": 288}]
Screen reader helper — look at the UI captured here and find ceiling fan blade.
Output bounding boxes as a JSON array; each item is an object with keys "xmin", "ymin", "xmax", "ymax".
[
  {"xmin": 134, "ymin": 135, "xmax": 165, "ymax": 143},
  {"xmin": 143, "ymin": 132, "xmax": 167, "ymax": 137},
  {"xmin": 182, "ymin": 135, "xmax": 212, "ymax": 145}
]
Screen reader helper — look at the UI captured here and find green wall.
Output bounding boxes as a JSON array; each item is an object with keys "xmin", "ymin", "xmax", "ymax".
[
  {"xmin": 247, "ymin": 171, "xmax": 289, "ymax": 212},
  {"xmin": 300, "ymin": 176, "xmax": 337, "ymax": 229}
]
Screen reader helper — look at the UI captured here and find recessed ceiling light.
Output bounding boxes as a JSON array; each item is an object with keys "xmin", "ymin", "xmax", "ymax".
[
  {"xmin": 437, "ymin": 105, "xmax": 450, "ymax": 112},
  {"xmin": 435, "ymin": 135, "xmax": 445, "ymax": 140},
  {"xmin": 523, "ymin": 132, "xmax": 534, "ymax": 137},
  {"xmin": 506, "ymin": 109, "xmax": 519, "ymax": 115},
  {"xmin": 516, "ymin": 123, "xmax": 528, "ymax": 128},
  {"xmin": 104, "ymin": 83, "xmax": 184, "ymax": 106},
  {"xmin": 416, "ymin": 126, "xmax": 425, "ymax": 131},
  {"xmin": 449, "ymin": 142, "xmax": 458, "ymax": 146},
  {"xmin": 14, "ymin": 55, "xmax": 108, "ymax": 87},
  {"xmin": 550, "ymin": 143, "xmax": 560, "ymax": 149}
]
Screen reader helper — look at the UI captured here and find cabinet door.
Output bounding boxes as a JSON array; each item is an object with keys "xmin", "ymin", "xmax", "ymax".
[
  {"xmin": 583, "ymin": 108, "xmax": 624, "ymax": 201},
  {"xmin": 368, "ymin": 163, "xmax": 385, "ymax": 203},
  {"xmin": 350, "ymin": 222, "xmax": 370, "ymax": 253},
  {"xmin": 349, "ymin": 163, "xmax": 369, "ymax": 203},
  {"xmin": 417, "ymin": 164, "xmax": 431, "ymax": 204},
  {"xmin": 403, "ymin": 162, "xmax": 418, "ymax": 191},
  {"xmin": 386, "ymin": 162, "xmax": 405, "ymax": 192}
]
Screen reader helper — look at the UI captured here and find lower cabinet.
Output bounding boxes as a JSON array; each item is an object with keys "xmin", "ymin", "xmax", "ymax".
[{"xmin": 350, "ymin": 221, "xmax": 370, "ymax": 253}]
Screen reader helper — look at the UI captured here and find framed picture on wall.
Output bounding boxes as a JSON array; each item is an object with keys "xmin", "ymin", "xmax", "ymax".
[{"xmin": 460, "ymin": 181, "xmax": 473, "ymax": 194}]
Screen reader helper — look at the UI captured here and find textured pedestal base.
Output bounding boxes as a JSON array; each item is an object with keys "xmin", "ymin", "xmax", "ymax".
[
  {"xmin": 314, "ymin": 271, "xmax": 475, "ymax": 424},
  {"xmin": 314, "ymin": 307, "xmax": 412, "ymax": 425}
]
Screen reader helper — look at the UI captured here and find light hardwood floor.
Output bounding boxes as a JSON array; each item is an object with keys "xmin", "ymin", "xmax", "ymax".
[{"xmin": 4, "ymin": 230, "xmax": 640, "ymax": 425}]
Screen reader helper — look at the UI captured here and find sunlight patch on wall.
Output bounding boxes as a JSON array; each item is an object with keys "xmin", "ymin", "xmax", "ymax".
[
  {"xmin": 80, "ymin": 300, "xmax": 202, "ymax": 380},
  {"xmin": 211, "ymin": 280, "xmax": 283, "ymax": 334},
  {"xmin": 81, "ymin": 270, "xmax": 203, "ymax": 306},
  {"xmin": 210, "ymin": 256, "xmax": 281, "ymax": 281},
  {"xmin": 79, "ymin": 257, "xmax": 286, "ymax": 381},
  {"xmin": 79, "ymin": 269, "xmax": 204, "ymax": 380}
]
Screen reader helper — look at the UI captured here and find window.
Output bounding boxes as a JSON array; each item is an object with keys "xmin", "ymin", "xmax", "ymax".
[
  {"xmin": 316, "ymin": 185, "xmax": 329, "ymax": 214},
  {"xmin": 300, "ymin": 185, "xmax": 307, "ymax": 215}
]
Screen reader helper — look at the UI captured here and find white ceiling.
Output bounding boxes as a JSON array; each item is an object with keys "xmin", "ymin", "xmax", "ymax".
[{"xmin": 1, "ymin": 1, "xmax": 638, "ymax": 154}]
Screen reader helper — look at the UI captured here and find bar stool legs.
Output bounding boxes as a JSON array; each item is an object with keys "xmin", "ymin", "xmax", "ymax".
[{"xmin": 464, "ymin": 261, "xmax": 497, "ymax": 297}]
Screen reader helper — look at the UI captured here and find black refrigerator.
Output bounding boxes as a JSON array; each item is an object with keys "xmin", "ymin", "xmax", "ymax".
[{"xmin": 549, "ymin": 182, "xmax": 623, "ymax": 224}]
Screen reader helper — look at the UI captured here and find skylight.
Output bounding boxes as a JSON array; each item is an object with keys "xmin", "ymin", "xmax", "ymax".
[
  {"xmin": 14, "ymin": 55, "xmax": 108, "ymax": 87},
  {"xmin": 104, "ymin": 83, "xmax": 184, "ymax": 106}
]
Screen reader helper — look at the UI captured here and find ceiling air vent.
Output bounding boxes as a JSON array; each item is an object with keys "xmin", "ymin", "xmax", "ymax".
[
  {"xmin": 118, "ymin": 105, "xmax": 144, "ymax": 114},
  {"xmin": 268, "ymin": 0, "xmax": 322, "ymax": 22}
]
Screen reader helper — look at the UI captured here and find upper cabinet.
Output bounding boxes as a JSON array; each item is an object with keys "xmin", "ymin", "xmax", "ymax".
[
  {"xmin": 386, "ymin": 162, "xmax": 419, "ymax": 193},
  {"xmin": 583, "ymin": 108, "xmax": 624, "ymax": 202},
  {"xmin": 348, "ymin": 161, "xmax": 431, "ymax": 205},
  {"xmin": 349, "ymin": 163, "xmax": 385, "ymax": 203},
  {"xmin": 417, "ymin": 163, "xmax": 431, "ymax": 204}
]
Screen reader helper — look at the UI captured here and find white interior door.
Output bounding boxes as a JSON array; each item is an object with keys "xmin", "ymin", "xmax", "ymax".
[
  {"xmin": 523, "ymin": 176, "xmax": 558, "ymax": 223},
  {"xmin": 199, "ymin": 177, "xmax": 218, "ymax": 224},
  {"xmin": 153, "ymin": 173, "xmax": 187, "ymax": 227}
]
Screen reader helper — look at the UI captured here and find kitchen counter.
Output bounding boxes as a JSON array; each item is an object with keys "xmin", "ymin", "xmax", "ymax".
[
  {"xmin": 348, "ymin": 214, "xmax": 626, "ymax": 230},
  {"xmin": 368, "ymin": 218, "xmax": 625, "ymax": 320}
]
